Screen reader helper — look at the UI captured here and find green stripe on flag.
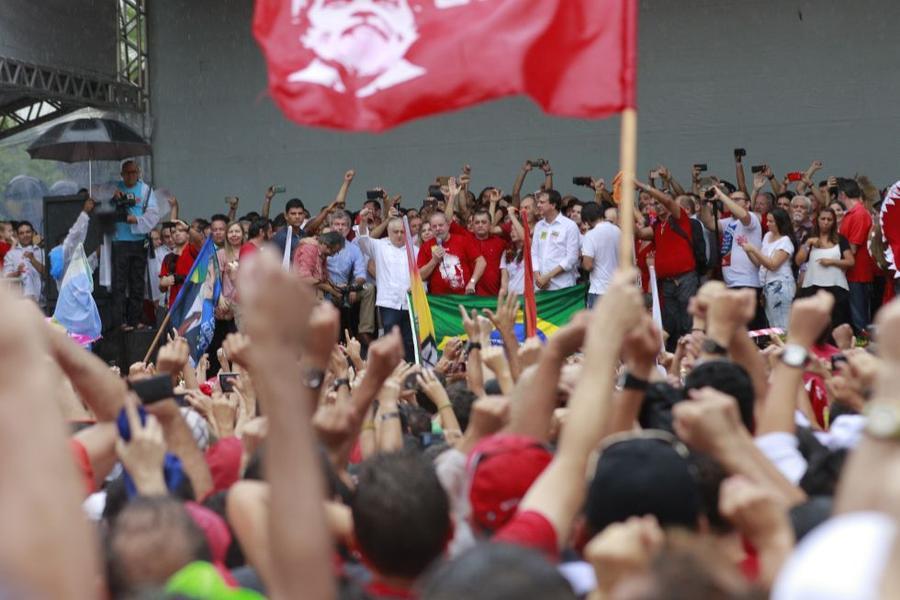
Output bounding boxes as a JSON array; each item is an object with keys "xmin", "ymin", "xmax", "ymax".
[{"xmin": 427, "ymin": 284, "xmax": 587, "ymax": 349}]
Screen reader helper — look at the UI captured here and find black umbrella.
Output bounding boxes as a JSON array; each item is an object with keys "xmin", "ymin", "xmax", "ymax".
[{"xmin": 26, "ymin": 117, "xmax": 151, "ymax": 189}]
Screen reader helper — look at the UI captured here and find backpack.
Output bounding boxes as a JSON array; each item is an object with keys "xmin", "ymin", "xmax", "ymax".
[{"xmin": 670, "ymin": 216, "xmax": 709, "ymax": 276}]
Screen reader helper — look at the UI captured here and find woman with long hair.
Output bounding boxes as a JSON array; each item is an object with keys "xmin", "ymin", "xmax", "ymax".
[
  {"xmin": 210, "ymin": 221, "xmax": 245, "ymax": 371},
  {"xmin": 742, "ymin": 208, "xmax": 796, "ymax": 329},
  {"xmin": 499, "ymin": 223, "xmax": 526, "ymax": 297},
  {"xmin": 829, "ymin": 200, "xmax": 846, "ymax": 228},
  {"xmin": 795, "ymin": 207, "xmax": 854, "ymax": 328}
]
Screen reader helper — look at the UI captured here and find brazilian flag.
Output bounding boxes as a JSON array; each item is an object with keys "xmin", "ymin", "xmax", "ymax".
[{"xmin": 427, "ymin": 284, "xmax": 587, "ymax": 349}]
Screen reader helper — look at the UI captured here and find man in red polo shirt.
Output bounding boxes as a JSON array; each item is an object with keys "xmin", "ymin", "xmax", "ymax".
[
  {"xmin": 167, "ymin": 220, "xmax": 205, "ymax": 308},
  {"xmin": 837, "ymin": 178, "xmax": 875, "ymax": 333},
  {"xmin": 471, "ymin": 208, "xmax": 506, "ymax": 296},
  {"xmin": 636, "ymin": 180, "xmax": 697, "ymax": 349},
  {"xmin": 418, "ymin": 211, "xmax": 486, "ymax": 295}
]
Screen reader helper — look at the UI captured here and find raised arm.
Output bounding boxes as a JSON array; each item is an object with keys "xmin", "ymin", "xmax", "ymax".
[
  {"xmin": 515, "ymin": 272, "xmax": 644, "ymax": 549},
  {"xmin": 735, "ymin": 152, "xmax": 749, "ymax": 197},
  {"xmin": 540, "ymin": 159, "xmax": 553, "ymax": 191},
  {"xmin": 226, "ymin": 196, "xmax": 239, "ymax": 222},
  {"xmin": 511, "ymin": 160, "xmax": 532, "ymax": 207},
  {"xmin": 635, "ymin": 180, "xmax": 680, "ymax": 218},
  {"xmin": 658, "ymin": 166, "xmax": 686, "ymax": 197}
]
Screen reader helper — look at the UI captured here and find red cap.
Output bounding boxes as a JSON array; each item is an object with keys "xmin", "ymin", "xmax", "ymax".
[
  {"xmin": 183, "ymin": 501, "xmax": 238, "ymax": 587},
  {"xmin": 204, "ymin": 436, "xmax": 243, "ymax": 495},
  {"xmin": 467, "ymin": 434, "xmax": 552, "ymax": 532}
]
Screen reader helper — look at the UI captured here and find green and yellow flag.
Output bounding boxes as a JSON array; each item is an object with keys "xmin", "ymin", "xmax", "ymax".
[{"xmin": 427, "ymin": 284, "xmax": 586, "ymax": 349}]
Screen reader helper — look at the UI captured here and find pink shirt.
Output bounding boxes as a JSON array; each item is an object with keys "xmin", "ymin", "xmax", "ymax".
[{"xmin": 292, "ymin": 240, "xmax": 325, "ymax": 282}]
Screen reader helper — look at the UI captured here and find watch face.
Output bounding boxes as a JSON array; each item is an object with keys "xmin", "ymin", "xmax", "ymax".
[
  {"xmin": 868, "ymin": 406, "xmax": 898, "ymax": 438},
  {"xmin": 782, "ymin": 345, "xmax": 807, "ymax": 367}
]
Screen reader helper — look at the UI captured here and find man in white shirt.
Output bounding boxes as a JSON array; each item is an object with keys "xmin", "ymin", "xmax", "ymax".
[
  {"xmin": 698, "ymin": 186, "xmax": 767, "ymax": 329},
  {"xmin": 357, "ymin": 216, "xmax": 415, "ymax": 362},
  {"xmin": 580, "ymin": 202, "xmax": 620, "ymax": 309},
  {"xmin": 3, "ymin": 221, "xmax": 44, "ymax": 304},
  {"xmin": 531, "ymin": 189, "xmax": 581, "ymax": 290}
]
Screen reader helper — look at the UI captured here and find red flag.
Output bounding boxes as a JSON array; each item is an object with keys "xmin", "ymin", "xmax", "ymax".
[
  {"xmin": 521, "ymin": 217, "xmax": 538, "ymax": 339},
  {"xmin": 254, "ymin": 0, "xmax": 637, "ymax": 131},
  {"xmin": 880, "ymin": 181, "xmax": 900, "ymax": 275}
]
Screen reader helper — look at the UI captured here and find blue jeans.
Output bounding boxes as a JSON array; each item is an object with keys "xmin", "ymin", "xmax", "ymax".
[
  {"xmin": 848, "ymin": 282, "xmax": 872, "ymax": 334},
  {"xmin": 379, "ymin": 306, "xmax": 416, "ymax": 363},
  {"xmin": 763, "ymin": 279, "xmax": 796, "ymax": 331}
]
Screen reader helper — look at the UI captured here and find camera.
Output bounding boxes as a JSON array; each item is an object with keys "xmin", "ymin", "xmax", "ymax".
[
  {"xmin": 95, "ymin": 192, "xmax": 136, "ymax": 234},
  {"xmin": 528, "ymin": 158, "xmax": 547, "ymax": 168}
]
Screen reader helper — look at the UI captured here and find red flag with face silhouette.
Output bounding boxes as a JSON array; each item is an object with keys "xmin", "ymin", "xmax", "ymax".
[{"xmin": 254, "ymin": 0, "xmax": 637, "ymax": 132}]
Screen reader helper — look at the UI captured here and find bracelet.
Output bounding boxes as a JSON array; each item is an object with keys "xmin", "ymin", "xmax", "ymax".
[
  {"xmin": 465, "ymin": 342, "xmax": 482, "ymax": 353},
  {"xmin": 379, "ymin": 411, "xmax": 401, "ymax": 422},
  {"xmin": 437, "ymin": 403, "xmax": 453, "ymax": 412}
]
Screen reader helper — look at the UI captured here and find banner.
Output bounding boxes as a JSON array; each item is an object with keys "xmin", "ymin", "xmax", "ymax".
[
  {"xmin": 404, "ymin": 216, "xmax": 438, "ymax": 366},
  {"xmin": 428, "ymin": 284, "xmax": 586, "ymax": 349},
  {"xmin": 169, "ymin": 237, "xmax": 221, "ymax": 362},
  {"xmin": 254, "ymin": 0, "xmax": 638, "ymax": 131}
]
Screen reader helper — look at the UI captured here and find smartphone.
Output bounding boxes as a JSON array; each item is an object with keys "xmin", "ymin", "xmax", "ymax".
[
  {"xmin": 219, "ymin": 372, "xmax": 240, "ymax": 393},
  {"xmin": 751, "ymin": 165, "xmax": 766, "ymax": 174},
  {"xmin": 130, "ymin": 374, "xmax": 175, "ymax": 405},
  {"xmin": 734, "ymin": 148, "xmax": 746, "ymax": 159},
  {"xmin": 572, "ymin": 176, "xmax": 593, "ymax": 187},
  {"xmin": 272, "ymin": 185, "xmax": 286, "ymax": 193},
  {"xmin": 694, "ymin": 164, "xmax": 708, "ymax": 172},
  {"xmin": 427, "ymin": 185, "xmax": 444, "ymax": 199},
  {"xmin": 366, "ymin": 189, "xmax": 385, "ymax": 200},
  {"xmin": 529, "ymin": 159, "xmax": 546, "ymax": 168},
  {"xmin": 787, "ymin": 172, "xmax": 804, "ymax": 182},
  {"xmin": 436, "ymin": 176, "xmax": 450, "ymax": 186},
  {"xmin": 402, "ymin": 372, "xmax": 419, "ymax": 391}
]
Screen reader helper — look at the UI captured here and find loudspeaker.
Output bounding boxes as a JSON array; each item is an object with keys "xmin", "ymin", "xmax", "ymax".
[
  {"xmin": 42, "ymin": 194, "xmax": 104, "ymax": 304},
  {"xmin": 92, "ymin": 327, "xmax": 159, "ymax": 371}
]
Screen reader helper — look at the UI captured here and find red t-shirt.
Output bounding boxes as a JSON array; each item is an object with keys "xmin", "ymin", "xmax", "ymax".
[
  {"xmin": 635, "ymin": 239, "xmax": 655, "ymax": 293},
  {"xmin": 474, "ymin": 235, "xmax": 507, "ymax": 296},
  {"xmin": 653, "ymin": 210, "xmax": 695, "ymax": 279},
  {"xmin": 170, "ymin": 243, "xmax": 201, "ymax": 307},
  {"xmin": 0, "ymin": 241, "xmax": 10, "ymax": 266},
  {"xmin": 239, "ymin": 241, "xmax": 260, "ymax": 259},
  {"xmin": 417, "ymin": 222, "xmax": 482, "ymax": 295},
  {"xmin": 493, "ymin": 509, "xmax": 559, "ymax": 560},
  {"xmin": 839, "ymin": 202, "xmax": 875, "ymax": 283}
]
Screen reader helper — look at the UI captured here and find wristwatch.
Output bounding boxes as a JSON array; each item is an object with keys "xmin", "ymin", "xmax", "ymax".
[
  {"xmin": 701, "ymin": 338, "xmax": 728, "ymax": 357},
  {"xmin": 780, "ymin": 344, "xmax": 810, "ymax": 369},
  {"xmin": 303, "ymin": 368, "xmax": 325, "ymax": 391},
  {"xmin": 465, "ymin": 341, "xmax": 482, "ymax": 354},
  {"xmin": 618, "ymin": 371, "xmax": 649, "ymax": 392},
  {"xmin": 865, "ymin": 404, "xmax": 900, "ymax": 440}
]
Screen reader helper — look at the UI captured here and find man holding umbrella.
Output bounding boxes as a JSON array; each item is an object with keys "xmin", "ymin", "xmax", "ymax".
[{"xmin": 111, "ymin": 159, "xmax": 159, "ymax": 330}]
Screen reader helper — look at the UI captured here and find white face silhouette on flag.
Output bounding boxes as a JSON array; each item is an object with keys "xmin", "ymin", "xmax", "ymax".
[{"xmin": 288, "ymin": 0, "xmax": 426, "ymax": 98}]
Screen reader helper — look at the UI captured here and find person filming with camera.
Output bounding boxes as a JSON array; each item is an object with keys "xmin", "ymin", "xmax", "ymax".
[{"xmin": 110, "ymin": 159, "xmax": 160, "ymax": 331}]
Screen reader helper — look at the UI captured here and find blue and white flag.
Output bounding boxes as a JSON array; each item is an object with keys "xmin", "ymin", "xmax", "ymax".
[
  {"xmin": 52, "ymin": 243, "xmax": 102, "ymax": 343},
  {"xmin": 169, "ymin": 237, "xmax": 221, "ymax": 362}
]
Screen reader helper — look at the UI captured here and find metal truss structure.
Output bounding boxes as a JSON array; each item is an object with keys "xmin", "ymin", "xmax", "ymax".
[{"xmin": 0, "ymin": 0, "xmax": 149, "ymax": 140}]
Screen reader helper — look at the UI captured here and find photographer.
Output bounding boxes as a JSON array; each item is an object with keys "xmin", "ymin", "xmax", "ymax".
[{"xmin": 110, "ymin": 160, "xmax": 160, "ymax": 331}]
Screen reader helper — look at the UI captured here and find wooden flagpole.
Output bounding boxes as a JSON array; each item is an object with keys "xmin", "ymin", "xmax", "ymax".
[{"xmin": 617, "ymin": 108, "xmax": 637, "ymax": 268}]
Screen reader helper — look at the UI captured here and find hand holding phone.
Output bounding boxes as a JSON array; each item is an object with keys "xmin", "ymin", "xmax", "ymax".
[
  {"xmin": 219, "ymin": 372, "xmax": 240, "ymax": 393},
  {"xmin": 129, "ymin": 374, "xmax": 175, "ymax": 405}
]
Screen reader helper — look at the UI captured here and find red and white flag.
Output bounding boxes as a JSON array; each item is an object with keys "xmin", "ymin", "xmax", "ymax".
[
  {"xmin": 253, "ymin": 0, "xmax": 637, "ymax": 131},
  {"xmin": 880, "ymin": 181, "xmax": 900, "ymax": 276}
]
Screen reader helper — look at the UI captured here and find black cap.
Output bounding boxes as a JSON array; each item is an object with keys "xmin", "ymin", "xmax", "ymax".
[{"xmin": 586, "ymin": 435, "xmax": 701, "ymax": 534}]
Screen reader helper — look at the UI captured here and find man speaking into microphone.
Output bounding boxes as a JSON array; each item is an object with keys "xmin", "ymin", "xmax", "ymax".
[{"xmin": 417, "ymin": 210, "xmax": 484, "ymax": 296}]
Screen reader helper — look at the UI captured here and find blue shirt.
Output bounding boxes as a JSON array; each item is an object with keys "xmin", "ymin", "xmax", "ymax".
[
  {"xmin": 113, "ymin": 181, "xmax": 153, "ymax": 242},
  {"xmin": 269, "ymin": 227, "xmax": 303, "ymax": 258},
  {"xmin": 326, "ymin": 242, "xmax": 367, "ymax": 286}
]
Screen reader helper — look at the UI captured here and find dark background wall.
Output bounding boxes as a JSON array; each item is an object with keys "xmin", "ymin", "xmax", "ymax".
[{"xmin": 149, "ymin": 0, "xmax": 900, "ymax": 218}]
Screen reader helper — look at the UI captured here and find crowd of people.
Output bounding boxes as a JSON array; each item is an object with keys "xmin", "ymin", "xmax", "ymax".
[{"xmin": 1, "ymin": 153, "xmax": 900, "ymax": 599}]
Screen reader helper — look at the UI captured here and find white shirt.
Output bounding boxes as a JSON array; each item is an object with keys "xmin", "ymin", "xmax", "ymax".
[
  {"xmin": 357, "ymin": 235, "xmax": 410, "ymax": 310},
  {"xmin": 3, "ymin": 244, "xmax": 44, "ymax": 301},
  {"xmin": 500, "ymin": 253, "xmax": 526, "ymax": 295},
  {"xmin": 147, "ymin": 245, "xmax": 172, "ymax": 304},
  {"xmin": 581, "ymin": 221, "xmax": 621, "ymax": 295},
  {"xmin": 720, "ymin": 213, "xmax": 762, "ymax": 288},
  {"xmin": 759, "ymin": 233, "xmax": 795, "ymax": 284},
  {"xmin": 531, "ymin": 212, "xmax": 580, "ymax": 290}
]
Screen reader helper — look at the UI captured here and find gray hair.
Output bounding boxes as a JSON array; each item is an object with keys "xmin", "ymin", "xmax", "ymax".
[
  {"xmin": 329, "ymin": 210, "xmax": 353, "ymax": 225},
  {"xmin": 791, "ymin": 195, "xmax": 811, "ymax": 210}
]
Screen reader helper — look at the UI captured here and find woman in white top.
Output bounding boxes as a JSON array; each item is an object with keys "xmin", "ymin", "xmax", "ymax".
[
  {"xmin": 500, "ymin": 222, "xmax": 526, "ymax": 296},
  {"xmin": 741, "ymin": 208, "xmax": 796, "ymax": 330},
  {"xmin": 794, "ymin": 207, "xmax": 854, "ymax": 329}
]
